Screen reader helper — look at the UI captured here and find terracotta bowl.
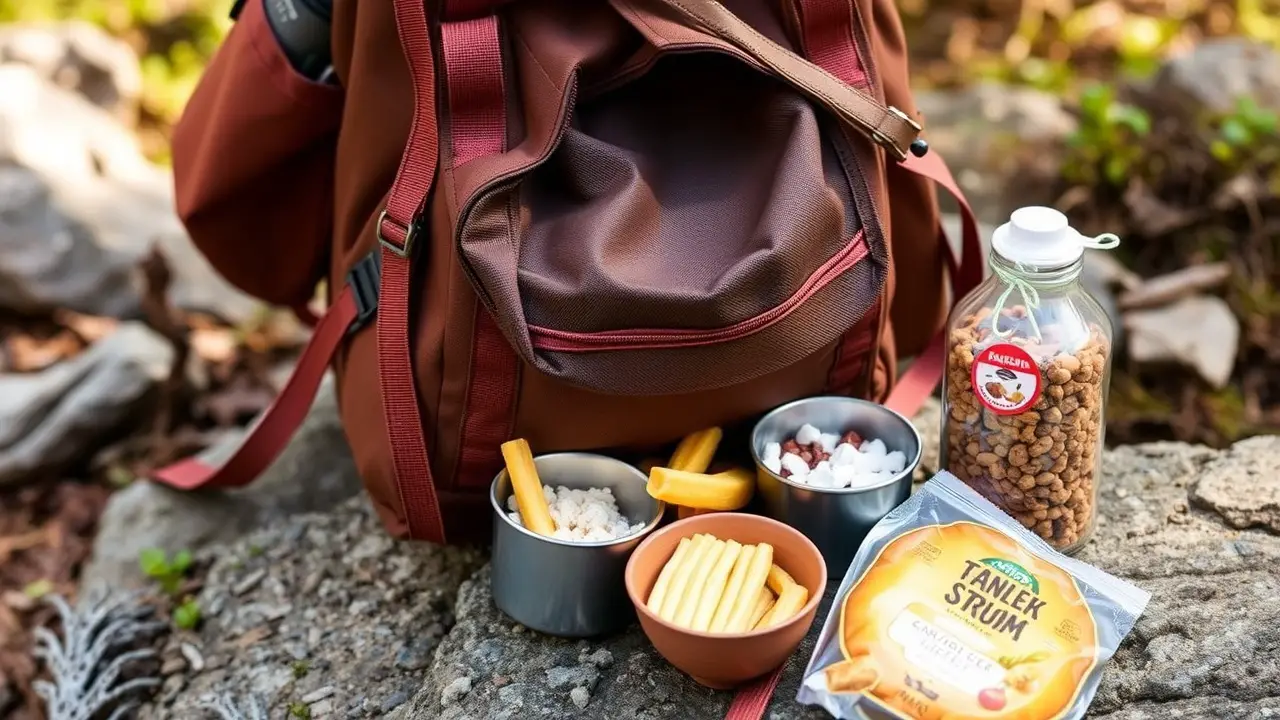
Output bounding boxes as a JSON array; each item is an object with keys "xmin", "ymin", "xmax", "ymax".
[{"xmin": 624, "ymin": 513, "xmax": 827, "ymax": 689}]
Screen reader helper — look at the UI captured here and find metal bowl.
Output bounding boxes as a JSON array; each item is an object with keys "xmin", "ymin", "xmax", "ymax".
[
  {"xmin": 750, "ymin": 396, "xmax": 921, "ymax": 575},
  {"xmin": 490, "ymin": 453, "xmax": 665, "ymax": 637}
]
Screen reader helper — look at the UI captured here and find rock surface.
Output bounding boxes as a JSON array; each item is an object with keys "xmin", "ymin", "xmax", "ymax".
[
  {"xmin": 139, "ymin": 497, "xmax": 487, "ymax": 719},
  {"xmin": 143, "ymin": 436, "xmax": 1280, "ymax": 719},
  {"xmin": 80, "ymin": 374, "xmax": 364, "ymax": 591},
  {"xmin": 0, "ymin": 322, "xmax": 170, "ymax": 486},
  {"xmin": 0, "ymin": 162, "xmax": 139, "ymax": 317},
  {"xmin": 0, "ymin": 64, "xmax": 256, "ymax": 322},
  {"xmin": 1124, "ymin": 295, "xmax": 1240, "ymax": 389},
  {"xmin": 1153, "ymin": 39, "xmax": 1280, "ymax": 116},
  {"xmin": 0, "ymin": 21, "xmax": 142, "ymax": 122},
  {"xmin": 917, "ymin": 84, "xmax": 1077, "ymax": 224}
]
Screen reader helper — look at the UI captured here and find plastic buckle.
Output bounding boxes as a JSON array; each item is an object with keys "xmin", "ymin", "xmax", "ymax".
[
  {"xmin": 376, "ymin": 209, "xmax": 417, "ymax": 258},
  {"xmin": 345, "ymin": 251, "xmax": 382, "ymax": 335}
]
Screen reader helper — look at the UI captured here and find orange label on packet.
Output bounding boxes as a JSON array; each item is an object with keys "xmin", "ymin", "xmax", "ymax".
[{"xmin": 829, "ymin": 521, "xmax": 1099, "ymax": 720}]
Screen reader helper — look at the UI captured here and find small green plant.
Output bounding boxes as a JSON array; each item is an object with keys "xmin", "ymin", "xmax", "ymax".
[
  {"xmin": 291, "ymin": 660, "xmax": 311, "ymax": 679},
  {"xmin": 173, "ymin": 598, "xmax": 202, "ymax": 631},
  {"xmin": 139, "ymin": 548, "xmax": 193, "ymax": 596},
  {"xmin": 1063, "ymin": 83, "xmax": 1152, "ymax": 187},
  {"xmin": 1210, "ymin": 96, "xmax": 1280, "ymax": 165},
  {"xmin": 23, "ymin": 579, "xmax": 54, "ymax": 599},
  {"xmin": 288, "ymin": 701, "xmax": 312, "ymax": 718},
  {"xmin": 248, "ymin": 544, "xmax": 265, "ymax": 558}
]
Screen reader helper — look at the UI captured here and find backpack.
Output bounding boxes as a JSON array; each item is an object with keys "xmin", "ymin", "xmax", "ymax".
[{"xmin": 159, "ymin": 0, "xmax": 981, "ymax": 547}]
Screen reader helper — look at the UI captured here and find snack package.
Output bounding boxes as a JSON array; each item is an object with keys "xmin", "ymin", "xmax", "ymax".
[{"xmin": 798, "ymin": 471, "xmax": 1150, "ymax": 719}]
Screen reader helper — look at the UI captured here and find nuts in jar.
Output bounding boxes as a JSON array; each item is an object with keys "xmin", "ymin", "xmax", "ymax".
[{"xmin": 944, "ymin": 306, "xmax": 1109, "ymax": 550}]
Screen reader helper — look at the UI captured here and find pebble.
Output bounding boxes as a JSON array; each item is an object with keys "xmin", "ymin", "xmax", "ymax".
[
  {"xmin": 570, "ymin": 686, "xmax": 591, "ymax": 709},
  {"xmin": 441, "ymin": 676, "xmax": 472, "ymax": 706},
  {"xmin": 379, "ymin": 689, "xmax": 410, "ymax": 713},
  {"xmin": 160, "ymin": 655, "xmax": 186, "ymax": 676},
  {"xmin": 394, "ymin": 634, "xmax": 438, "ymax": 671},
  {"xmin": 180, "ymin": 642, "xmax": 205, "ymax": 673},
  {"xmin": 580, "ymin": 648, "xmax": 614, "ymax": 668},
  {"xmin": 301, "ymin": 686, "xmax": 337, "ymax": 704},
  {"xmin": 232, "ymin": 568, "xmax": 267, "ymax": 596},
  {"xmin": 310, "ymin": 698, "xmax": 335, "ymax": 717}
]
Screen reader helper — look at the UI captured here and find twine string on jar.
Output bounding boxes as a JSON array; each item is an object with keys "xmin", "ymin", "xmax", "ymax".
[{"xmin": 991, "ymin": 232, "xmax": 1121, "ymax": 341}]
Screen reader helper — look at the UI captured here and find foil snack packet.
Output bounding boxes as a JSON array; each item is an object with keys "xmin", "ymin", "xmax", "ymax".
[{"xmin": 798, "ymin": 471, "xmax": 1150, "ymax": 719}]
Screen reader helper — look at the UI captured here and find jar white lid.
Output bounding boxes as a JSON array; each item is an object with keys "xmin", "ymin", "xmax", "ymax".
[{"xmin": 991, "ymin": 206, "xmax": 1085, "ymax": 268}]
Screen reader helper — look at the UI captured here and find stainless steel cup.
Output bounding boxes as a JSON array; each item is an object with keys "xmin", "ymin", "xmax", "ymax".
[
  {"xmin": 751, "ymin": 396, "xmax": 921, "ymax": 576},
  {"xmin": 490, "ymin": 453, "xmax": 664, "ymax": 638}
]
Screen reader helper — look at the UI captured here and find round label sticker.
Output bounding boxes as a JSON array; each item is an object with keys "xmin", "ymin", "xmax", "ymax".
[{"xmin": 970, "ymin": 343, "xmax": 1042, "ymax": 415}]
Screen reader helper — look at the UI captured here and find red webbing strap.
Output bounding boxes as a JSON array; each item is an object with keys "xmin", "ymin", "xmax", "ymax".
[
  {"xmin": 882, "ymin": 151, "xmax": 982, "ymax": 415},
  {"xmin": 151, "ymin": 287, "xmax": 358, "ymax": 490},
  {"xmin": 379, "ymin": 0, "xmax": 446, "ymax": 543},
  {"xmin": 439, "ymin": 7, "xmax": 522, "ymax": 489},
  {"xmin": 791, "ymin": 0, "xmax": 869, "ymax": 88},
  {"xmin": 798, "ymin": 0, "xmax": 878, "ymax": 397}
]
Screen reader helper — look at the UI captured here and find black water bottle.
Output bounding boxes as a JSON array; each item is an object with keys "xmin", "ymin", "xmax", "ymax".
[{"xmin": 262, "ymin": 0, "xmax": 335, "ymax": 83}]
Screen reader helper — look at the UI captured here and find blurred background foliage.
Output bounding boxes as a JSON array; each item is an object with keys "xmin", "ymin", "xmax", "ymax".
[
  {"xmin": 3, "ymin": 0, "xmax": 1280, "ymax": 143},
  {"xmin": 0, "ymin": 0, "xmax": 232, "ymax": 160}
]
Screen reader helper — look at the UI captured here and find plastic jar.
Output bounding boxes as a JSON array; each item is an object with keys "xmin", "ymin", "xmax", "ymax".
[{"xmin": 940, "ymin": 207, "xmax": 1118, "ymax": 553}]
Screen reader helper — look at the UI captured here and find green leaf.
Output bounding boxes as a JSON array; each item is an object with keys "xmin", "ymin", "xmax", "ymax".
[
  {"xmin": 1079, "ymin": 84, "xmax": 1114, "ymax": 120},
  {"xmin": 1221, "ymin": 117, "xmax": 1253, "ymax": 147},
  {"xmin": 1210, "ymin": 139, "xmax": 1235, "ymax": 163},
  {"xmin": 139, "ymin": 548, "xmax": 169, "ymax": 578},
  {"xmin": 171, "ymin": 550, "xmax": 193, "ymax": 574},
  {"xmin": 1111, "ymin": 105, "xmax": 1151, "ymax": 135},
  {"xmin": 173, "ymin": 598, "xmax": 202, "ymax": 630},
  {"xmin": 23, "ymin": 579, "xmax": 53, "ymax": 599},
  {"xmin": 1105, "ymin": 155, "xmax": 1129, "ymax": 185}
]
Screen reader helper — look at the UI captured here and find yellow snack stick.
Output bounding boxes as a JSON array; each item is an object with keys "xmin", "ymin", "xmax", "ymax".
[
  {"xmin": 500, "ymin": 439, "xmax": 556, "ymax": 537},
  {"xmin": 755, "ymin": 580, "xmax": 809, "ymax": 630},
  {"xmin": 646, "ymin": 537, "xmax": 692, "ymax": 613},
  {"xmin": 658, "ymin": 534, "xmax": 711, "ymax": 621},
  {"xmin": 692, "ymin": 540, "xmax": 742, "ymax": 631},
  {"xmin": 766, "ymin": 563, "xmax": 797, "ymax": 595},
  {"xmin": 725, "ymin": 542, "xmax": 774, "ymax": 631},
  {"xmin": 647, "ymin": 466, "xmax": 753, "ymax": 511},
  {"xmin": 747, "ymin": 587, "xmax": 776, "ymax": 630},
  {"xmin": 669, "ymin": 427, "xmax": 723, "ymax": 473},
  {"xmin": 674, "ymin": 539, "xmax": 726, "ymax": 628},
  {"xmin": 709, "ymin": 545, "xmax": 756, "ymax": 632}
]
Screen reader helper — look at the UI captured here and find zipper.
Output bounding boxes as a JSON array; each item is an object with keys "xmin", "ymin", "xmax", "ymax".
[{"xmin": 528, "ymin": 230, "xmax": 868, "ymax": 352}]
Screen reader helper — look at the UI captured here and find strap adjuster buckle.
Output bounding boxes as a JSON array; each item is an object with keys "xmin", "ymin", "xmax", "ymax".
[
  {"xmin": 345, "ymin": 251, "xmax": 382, "ymax": 335},
  {"xmin": 377, "ymin": 209, "xmax": 418, "ymax": 258},
  {"xmin": 875, "ymin": 107, "xmax": 929, "ymax": 162}
]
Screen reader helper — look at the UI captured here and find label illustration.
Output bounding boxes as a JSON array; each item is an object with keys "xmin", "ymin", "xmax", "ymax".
[
  {"xmin": 970, "ymin": 344, "xmax": 1042, "ymax": 415},
  {"xmin": 830, "ymin": 522, "xmax": 1101, "ymax": 720}
]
